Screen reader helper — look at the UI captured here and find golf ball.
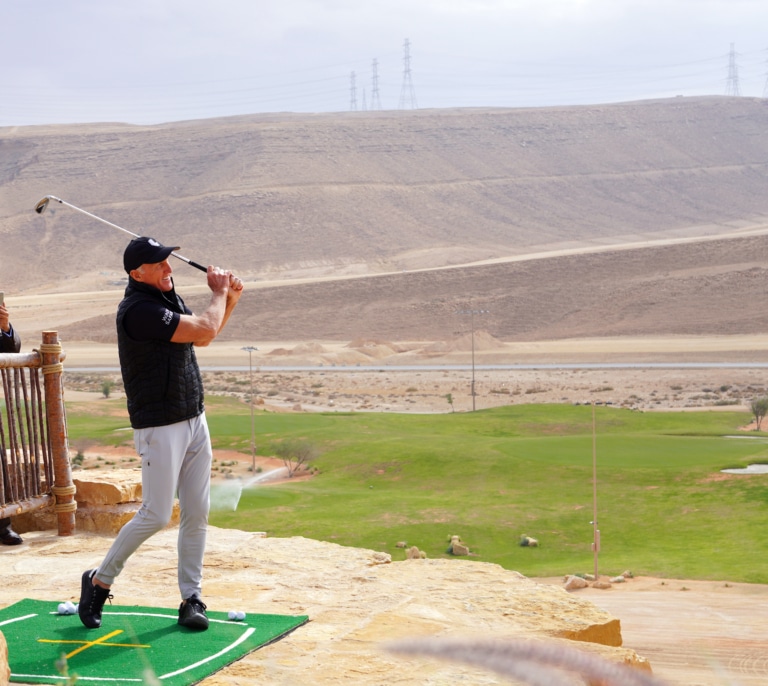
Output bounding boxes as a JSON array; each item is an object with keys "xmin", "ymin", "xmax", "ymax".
[
  {"xmin": 228, "ymin": 610, "xmax": 237, "ymax": 620},
  {"xmin": 58, "ymin": 601, "xmax": 76, "ymax": 615},
  {"xmin": 236, "ymin": 611, "xmax": 246, "ymax": 621}
]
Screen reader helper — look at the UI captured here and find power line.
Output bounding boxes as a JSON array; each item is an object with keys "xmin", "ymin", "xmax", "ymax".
[
  {"xmin": 3, "ymin": 43, "xmax": 767, "ymax": 126},
  {"xmin": 399, "ymin": 38, "xmax": 418, "ymax": 109},
  {"xmin": 371, "ymin": 58, "xmax": 382, "ymax": 110},
  {"xmin": 455, "ymin": 308, "xmax": 489, "ymax": 412},
  {"xmin": 726, "ymin": 42, "xmax": 741, "ymax": 96},
  {"xmin": 763, "ymin": 49, "xmax": 768, "ymax": 98},
  {"xmin": 350, "ymin": 71, "xmax": 357, "ymax": 111}
]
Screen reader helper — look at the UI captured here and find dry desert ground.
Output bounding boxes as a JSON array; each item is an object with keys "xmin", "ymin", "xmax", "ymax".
[{"xmin": 54, "ymin": 335, "xmax": 768, "ymax": 418}]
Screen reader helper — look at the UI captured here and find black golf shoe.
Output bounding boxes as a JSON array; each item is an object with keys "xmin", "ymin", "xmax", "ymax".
[
  {"xmin": 0, "ymin": 527, "xmax": 22, "ymax": 545},
  {"xmin": 78, "ymin": 569, "xmax": 113, "ymax": 629},
  {"xmin": 178, "ymin": 594, "xmax": 209, "ymax": 631}
]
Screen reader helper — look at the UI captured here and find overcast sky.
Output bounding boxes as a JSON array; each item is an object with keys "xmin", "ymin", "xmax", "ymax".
[{"xmin": 2, "ymin": 0, "xmax": 767, "ymax": 127}]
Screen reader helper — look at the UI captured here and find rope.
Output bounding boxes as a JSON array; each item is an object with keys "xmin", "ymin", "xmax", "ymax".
[
  {"xmin": 33, "ymin": 343, "xmax": 64, "ymax": 375},
  {"xmin": 52, "ymin": 484, "xmax": 78, "ymax": 514},
  {"xmin": 52, "ymin": 484, "xmax": 77, "ymax": 498}
]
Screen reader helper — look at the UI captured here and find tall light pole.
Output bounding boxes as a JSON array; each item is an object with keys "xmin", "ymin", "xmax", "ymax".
[
  {"xmin": 456, "ymin": 308, "xmax": 489, "ymax": 412},
  {"xmin": 241, "ymin": 346, "xmax": 258, "ymax": 472}
]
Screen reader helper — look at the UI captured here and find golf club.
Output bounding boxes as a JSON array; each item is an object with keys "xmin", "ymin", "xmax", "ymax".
[{"xmin": 34, "ymin": 195, "xmax": 207, "ymax": 273}]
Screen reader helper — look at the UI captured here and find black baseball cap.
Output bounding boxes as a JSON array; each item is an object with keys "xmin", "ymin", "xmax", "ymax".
[{"xmin": 123, "ymin": 237, "xmax": 180, "ymax": 273}]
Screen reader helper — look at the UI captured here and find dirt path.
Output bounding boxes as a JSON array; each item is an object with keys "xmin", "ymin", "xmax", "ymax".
[{"xmin": 537, "ymin": 576, "xmax": 768, "ymax": 686}]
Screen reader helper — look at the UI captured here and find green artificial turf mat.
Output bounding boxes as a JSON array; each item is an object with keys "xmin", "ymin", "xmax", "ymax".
[{"xmin": 0, "ymin": 598, "xmax": 308, "ymax": 685}]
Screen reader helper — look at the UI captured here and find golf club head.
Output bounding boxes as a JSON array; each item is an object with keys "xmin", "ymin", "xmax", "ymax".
[{"xmin": 34, "ymin": 197, "xmax": 51, "ymax": 214}]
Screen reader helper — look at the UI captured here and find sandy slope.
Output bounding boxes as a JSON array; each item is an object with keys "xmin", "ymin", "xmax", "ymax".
[{"xmin": 538, "ymin": 576, "xmax": 768, "ymax": 686}]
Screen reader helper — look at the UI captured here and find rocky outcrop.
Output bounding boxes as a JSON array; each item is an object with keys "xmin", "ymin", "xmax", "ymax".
[
  {"xmin": 0, "ymin": 631, "xmax": 7, "ymax": 686},
  {"xmin": 72, "ymin": 469, "xmax": 143, "ymax": 505},
  {"xmin": 0, "ymin": 525, "xmax": 652, "ymax": 685},
  {"xmin": 1, "ymin": 471, "xmax": 652, "ymax": 683},
  {"xmin": 12, "ymin": 469, "xmax": 179, "ymax": 535}
]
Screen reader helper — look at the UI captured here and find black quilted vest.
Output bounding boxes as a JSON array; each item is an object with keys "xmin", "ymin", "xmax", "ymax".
[{"xmin": 116, "ymin": 278, "xmax": 204, "ymax": 429}]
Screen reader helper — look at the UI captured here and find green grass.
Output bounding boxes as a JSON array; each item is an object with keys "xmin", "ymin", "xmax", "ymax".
[
  {"xmin": 66, "ymin": 400, "xmax": 768, "ymax": 583},
  {"xmin": 64, "ymin": 399, "xmax": 134, "ymax": 444}
]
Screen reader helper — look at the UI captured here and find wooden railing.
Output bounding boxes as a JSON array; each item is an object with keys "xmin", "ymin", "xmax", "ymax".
[{"xmin": 0, "ymin": 331, "xmax": 75, "ymax": 535}]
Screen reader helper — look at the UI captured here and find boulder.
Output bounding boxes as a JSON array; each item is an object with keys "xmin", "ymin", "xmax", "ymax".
[
  {"xmin": 592, "ymin": 580, "xmax": 613, "ymax": 590},
  {"xmin": 564, "ymin": 575, "xmax": 590, "ymax": 591},
  {"xmin": 73, "ymin": 469, "xmax": 142, "ymax": 505},
  {"xmin": 406, "ymin": 546, "xmax": 427, "ymax": 559},
  {"xmin": 11, "ymin": 469, "xmax": 179, "ymax": 535},
  {"xmin": 447, "ymin": 534, "xmax": 470, "ymax": 556}
]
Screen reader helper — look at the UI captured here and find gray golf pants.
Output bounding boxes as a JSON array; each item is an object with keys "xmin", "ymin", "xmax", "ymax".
[{"xmin": 95, "ymin": 413, "xmax": 212, "ymax": 601}]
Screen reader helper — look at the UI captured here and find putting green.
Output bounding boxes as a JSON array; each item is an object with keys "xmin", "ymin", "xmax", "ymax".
[{"xmin": 0, "ymin": 598, "xmax": 308, "ymax": 685}]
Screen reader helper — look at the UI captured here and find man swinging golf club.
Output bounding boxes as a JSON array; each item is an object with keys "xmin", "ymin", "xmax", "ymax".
[{"xmin": 78, "ymin": 236, "xmax": 244, "ymax": 631}]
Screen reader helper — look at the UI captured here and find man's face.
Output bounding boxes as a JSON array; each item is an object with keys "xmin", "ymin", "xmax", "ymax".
[{"xmin": 132, "ymin": 259, "xmax": 173, "ymax": 292}]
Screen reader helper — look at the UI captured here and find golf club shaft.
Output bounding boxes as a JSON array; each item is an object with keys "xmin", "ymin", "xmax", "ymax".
[{"xmin": 34, "ymin": 195, "xmax": 207, "ymax": 273}]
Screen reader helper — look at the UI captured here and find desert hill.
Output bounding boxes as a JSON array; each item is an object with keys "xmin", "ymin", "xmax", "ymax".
[
  {"xmin": 55, "ymin": 231, "xmax": 768, "ymax": 347},
  {"xmin": 2, "ymin": 96, "xmax": 768, "ymax": 345}
]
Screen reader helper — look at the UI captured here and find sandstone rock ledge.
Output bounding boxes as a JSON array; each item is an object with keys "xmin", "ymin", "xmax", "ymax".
[{"xmin": 1, "ymin": 528, "xmax": 650, "ymax": 685}]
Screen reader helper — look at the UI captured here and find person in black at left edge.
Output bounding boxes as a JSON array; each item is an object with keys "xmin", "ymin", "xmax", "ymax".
[{"xmin": 0, "ymin": 295, "xmax": 23, "ymax": 545}]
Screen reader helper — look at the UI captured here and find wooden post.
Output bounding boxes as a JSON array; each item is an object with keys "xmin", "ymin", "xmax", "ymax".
[
  {"xmin": 40, "ymin": 331, "xmax": 76, "ymax": 536},
  {"xmin": 592, "ymin": 403, "xmax": 599, "ymax": 579}
]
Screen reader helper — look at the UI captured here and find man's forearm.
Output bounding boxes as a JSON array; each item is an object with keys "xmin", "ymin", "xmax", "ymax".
[
  {"xmin": 183, "ymin": 291, "xmax": 228, "ymax": 347},
  {"xmin": 201, "ymin": 291, "xmax": 230, "ymax": 339},
  {"xmin": 217, "ymin": 294, "xmax": 240, "ymax": 334}
]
